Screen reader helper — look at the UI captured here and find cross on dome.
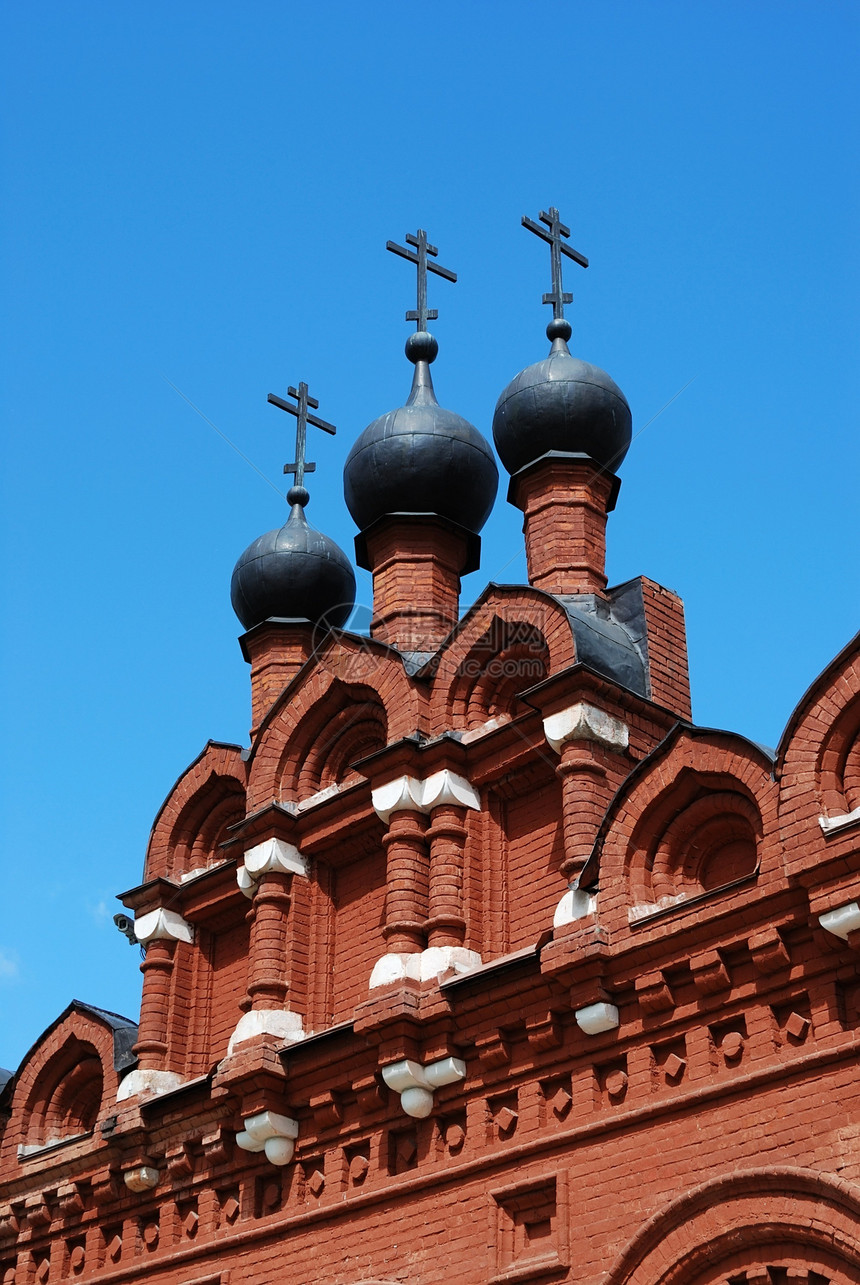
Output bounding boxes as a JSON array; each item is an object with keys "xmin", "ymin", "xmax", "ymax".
[
  {"xmin": 386, "ymin": 228, "xmax": 457, "ymax": 332},
  {"xmin": 267, "ymin": 380, "xmax": 336, "ymax": 506},
  {"xmin": 522, "ymin": 206, "xmax": 589, "ymax": 322}
]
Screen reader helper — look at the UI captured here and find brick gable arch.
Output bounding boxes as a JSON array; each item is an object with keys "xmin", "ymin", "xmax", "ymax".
[
  {"xmin": 246, "ymin": 638, "xmax": 422, "ymax": 808},
  {"xmin": 429, "ymin": 585, "xmax": 576, "ymax": 732},
  {"xmin": 776, "ymin": 632, "xmax": 860, "ymax": 862},
  {"xmin": 604, "ymin": 1167, "xmax": 860, "ymax": 1285},
  {"xmin": 589, "ymin": 727, "xmax": 778, "ymax": 934},
  {"xmin": 2, "ymin": 1004, "xmax": 133, "ymax": 1167},
  {"xmin": 144, "ymin": 740, "xmax": 246, "ymax": 882}
]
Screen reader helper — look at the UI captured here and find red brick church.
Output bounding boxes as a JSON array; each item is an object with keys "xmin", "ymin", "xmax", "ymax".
[{"xmin": 2, "ymin": 212, "xmax": 859, "ymax": 1283}]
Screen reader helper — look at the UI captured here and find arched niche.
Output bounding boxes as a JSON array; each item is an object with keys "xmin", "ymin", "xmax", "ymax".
[{"xmin": 604, "ymin": 1167, "xmax": 860, "ymax": 1285}]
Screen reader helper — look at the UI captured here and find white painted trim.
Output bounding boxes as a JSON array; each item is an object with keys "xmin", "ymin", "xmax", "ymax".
[
  {"xmin": 419, "ymin": 770, "xmax": 481, "ymax": 812},
  {"xmin": 382, "ymin": 1055, "xmax": 467, "ymax": 1118},
  {"xmin": 543, "ymin": 702, "xmax": 629, "ymax": 754}
]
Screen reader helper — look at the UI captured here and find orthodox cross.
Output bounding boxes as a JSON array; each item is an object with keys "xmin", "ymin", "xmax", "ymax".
[
  {"xmin": 522, "ymin": 206, "xmax": 589, "ymax": 320},
  {"xmin": 386, "ymin": 228, "xmax": 457, "ymax": 331},
  {"xmin": 267, "ymin": 381, "xmax": 336, "ymax": 495}
]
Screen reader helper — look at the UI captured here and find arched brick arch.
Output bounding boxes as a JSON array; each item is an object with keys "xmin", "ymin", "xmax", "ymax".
[
  {"xmin": 247, "ymin": 638, "xmax": 422, "ymax": 808},
  {"xmin": 604, "ymin": 1167, "xmax": 860, "ymax": 1285},
  {"xmin": 591, "ymin": 728, "xmax": 778, "ymax": 934},
  {"xmin": 3, "ymin": 1004, "xmax": 134, "ymax": 1163},
  {"xmin": 145, "ymin": 740, "xmax": 246, "ymax": 882},
  {"xmin": 430, "ymin": 586, "xmax": 576, "ymax": 732},
  {"xmin": 776, "ymin": 632, "xmax": 860, "ymax": 872}
]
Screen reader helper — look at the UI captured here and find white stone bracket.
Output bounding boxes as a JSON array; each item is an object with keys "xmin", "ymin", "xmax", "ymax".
[
  {"xmin": 543, "ymin": 702, "xmax": 629, "ymax": 755},
  {"xmin": 382, "ymin": 1055, "xmax": 466, "ymax": 1119},
  {"xmin": 820, "ymin": 807, "xmax": 860, "ymax": 835},
  {"xmin": 235, "ymin": 1110, "xmax": 299, "ymax": 1166},
  {"xmin": 372, "ymin": 770, "xmax": 481, "ymax": 824},
  {"xmin": 369, "ymin": 946, "xmax": 482, "ymax": 989},
  {"xmin": 237, "ymin": 836, "xmax": 309, "ymax": 899},
  {"xmin": 227, "ymin": 1009, "xmax": 305, "ymax": 1055},
  {"xmin": 574, "ymin": 1002, "xmax": 620, "ymax": 1036},
  {"xmin": 124, "ymin": 1165, "xmax": 160, "ymax": 1193},
  {"xmin": 116, "ymin": 1069, "xmax": 186, "ymax": 1103},
  {"xmin": 134, "ymin": 907, "xmax": 194, "ymax": 945},
  {"xmin": 819, "ymin": 901, "xmax": 860, "ymax": 940}
]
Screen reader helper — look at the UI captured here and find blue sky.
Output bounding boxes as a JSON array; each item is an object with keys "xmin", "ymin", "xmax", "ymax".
[{"xmin": 1, "ymin": 1, "xmax": 857, "ymax": 1072}]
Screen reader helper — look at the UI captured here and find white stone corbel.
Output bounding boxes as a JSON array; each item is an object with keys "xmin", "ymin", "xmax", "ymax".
[
  {"xmin": 418, "ymin": 769, "xmax": 481, "ymax": 812},
  {"xmin": 543, "ymin": 702, "xmax": 629, "ymax": 755},
  {"xmin": 574, "ymin": 1002, "xmax": 620, "ymax": 1035},
  {"xmin": 553, "ymin": 887, "xmax": 597, "ymax": 927},
  {"xmin": 372, "ymin": 771, "xmax": 481, "ymax": 823},
  {"xmin": 235, "ymin": 1110, "xmax": 298, "ymax": 1166},
  {"xmin": 116, "ymin": 1069, "xmax": 186, "ymax": 1102},
  {"xmin": 237, "ymin": 837, "xmax": 309, "ymax": 898},
  {"xmin": 124, "ymin": 1166, "xmax": 160, "ymax": 1192},
  {"xmin": 134, "ymin": 907, "xmax": 194, "ymax": 945},
  {"xmin": 369, "ymin": 946, "xmax": 482, "ymax": 989},
  {"xmin": 227, "ymin": 1009, "xmax": 305, "ymax": 1055},
  {"xmin": 819, "ymin": 807, "xmax": 860, "ymax": 835},
  {"xmin": 819, "ymin": 901, "xmax": 860, "ymax": 940},
  {"xmin": 382, "ymin": 1055, "xmax": 466, "ymax": 1119},
  {"xmin": 371, "ymin": 775, "xmax": 424, "ymax": 823}
]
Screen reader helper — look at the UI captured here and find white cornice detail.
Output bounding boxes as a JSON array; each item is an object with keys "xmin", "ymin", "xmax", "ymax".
[
  {"xmin": 420, "ymin": 769, "xmax": 481, "ymax": 812},
  {"xmin": 134, "ymin": 908, "xmax": 194, "ymax": 946},
  {"xmin": 543, "ymin": 702, "xmax": 629, "ymax": 754}
]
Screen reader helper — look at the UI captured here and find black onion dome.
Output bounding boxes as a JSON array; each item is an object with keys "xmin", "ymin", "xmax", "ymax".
[
  {"xmin": 492, "ymin": 319, "xmax": 632, "ymax": 477},
  {"xmin": 230, "ymin": 498, "xmax": 356, "ymax": 632},
  {"xmin": 344, "ymin": 331, "xmax": 498, "ymax": 534}
]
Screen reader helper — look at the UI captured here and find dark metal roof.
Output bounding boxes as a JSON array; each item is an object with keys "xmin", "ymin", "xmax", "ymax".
[
  {"xmin": 344, "ymin": 335, "xmax": 498, "ymax": 536},
  {"xmin": 555, "ymin": 588, "xmax": 648, "ymax": 697},
  {"xmin": 493, "ymin": 333, "xmax": 632, "ymax": 477},
  {"xmin": 230, "ymin": 502, "xmax": 356, "ymax": 633}
]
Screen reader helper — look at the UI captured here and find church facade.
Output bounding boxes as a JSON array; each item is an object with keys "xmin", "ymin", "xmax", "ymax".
[{"xmin": 2, "ymin": 214, "xmax": 859, "ymax": 1284}]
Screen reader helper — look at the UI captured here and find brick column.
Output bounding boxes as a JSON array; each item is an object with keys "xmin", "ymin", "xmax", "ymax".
[
  {"xmin": 229, "ymin": 838, "xmax": 308, "ymax": 1051},
  {"xmin": 381, "ymin": 809, "xmax": 429, "ymax": 954},
  {"xmin": 359, "ymin": 516, "xmax": 475, "ymax": 654},
  {"xmin": 425, "ymin": 804, "xmax": 469, "ymax": 948},
  {"xmin": 555, "ymin": 750, "xmax": 609, "ymax": 886},
  {"xmin": 134, "ymin": 938, "xmax": 175, "ymax": 1069},
  {"xmin": 240, "ymin": 621, "xmax": 314, "ymax": 733},
  {"xmin": 244, "ymin": 873, "xmax": 292, "ymax": 1010},
  {"xmin": 542, "ymin": 703, "xmax": 629, "ymax": 923},
  {"xmin": 510, "ymin": 456, "xmax": 617, "ymax": 596}
]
